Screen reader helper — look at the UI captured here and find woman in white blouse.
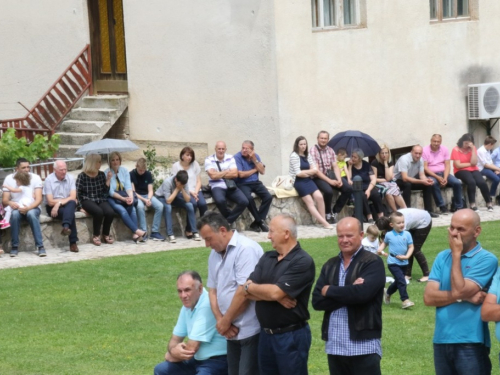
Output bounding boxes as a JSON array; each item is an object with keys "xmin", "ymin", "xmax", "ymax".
[
  {"xmin": 171, "ymin": 147, "xmax": 208, "ymax": 221},
  {"xmin": 289, "ymin": 136, "xmax": 333, "ymax": 229}
]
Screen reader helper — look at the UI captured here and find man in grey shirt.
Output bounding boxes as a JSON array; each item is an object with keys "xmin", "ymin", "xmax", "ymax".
[
  {"xmin": 199, "ymin": 211, "xmax": 263, "ymax": 375},
  {"xmin": 43, "ymin": 160, "xmax": 79, "ymax": 252},
  {"xmin": 394, "ymin": 145, "xmax": 439, "ymax": 218}
]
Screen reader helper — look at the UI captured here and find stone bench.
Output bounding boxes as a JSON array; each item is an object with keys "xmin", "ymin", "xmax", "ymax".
[{"xmin": 0, "ymin": 184, "xmax": 487, "ymax": 251}]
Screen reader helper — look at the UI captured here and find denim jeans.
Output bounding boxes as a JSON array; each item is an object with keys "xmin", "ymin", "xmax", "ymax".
[
  {"xmin": 227, "ymin": 333, "xmax": 260, "ymax": 375},
  {"xmin": 45, "ymin": 200, "xmax": 78, "ymax": 244},
  {"xmin": 258, "ymin": 324, "xmax": 311, "ymax": 375},
  {"xmin": 10, "ymin": 207, "xmax": 44, "ymax": 248},
  {"xmin": 157, "ymin": 196, "xmax": 198, "ymax": 235},
  {"xmin": 107, "ymin": 197, "xmax": 138, "ymax": 234},
  {"xmin": 481, "ymin": 168, "xmax": 500, "ymax": 197},
  {"xmin": 136, "ymin": 194, "xmax": 163, "ymax": 232},
  {"xmin": 154, "ymin": 355, "xmax": 228, "ymax": 375},
  {"xmin": 211, "ymin": 187, "xmax": 249, "ymax": 224},
  {"xmin": 190, "ymin": 191, "xmax": 208, "ymax": 217},
  {"xmin": 429, "ymin": 172, "xmax": 463, "ymax": 209},
  {"xmin": 387, "ymin": 264, "xmax": 409, "ymax": 301},
  {"xmin": 433, "ymin": 343, "xmax": 491, "ymax": 375}
]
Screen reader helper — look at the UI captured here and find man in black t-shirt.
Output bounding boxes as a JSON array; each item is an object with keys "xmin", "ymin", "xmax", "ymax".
[
  {"xmin": 130, "ymin": 158, "xmax": 165, "ymax": 241},
  {"xmin": 244, "ymin": 214, "xmax": 315, "ymax": 375}
]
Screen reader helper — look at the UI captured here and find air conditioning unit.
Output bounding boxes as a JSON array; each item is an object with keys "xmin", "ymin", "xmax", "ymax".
[{"xmin": 468, "ymin": 82, "xmax": 500, "ymax": 120}]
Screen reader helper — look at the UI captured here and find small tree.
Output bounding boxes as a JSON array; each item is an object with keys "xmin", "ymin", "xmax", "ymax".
[{"xmin": 0, "ymin": 129, "xmax": 60, "ymax": 168}]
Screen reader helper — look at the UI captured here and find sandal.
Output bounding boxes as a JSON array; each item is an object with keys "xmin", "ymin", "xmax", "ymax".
[
  {"xmin": 185, "ymin": 231, "xmax": 193, "ymax": 239},
  {"xmin": 133, "ymin": 235, "xmax": 143, "ymax": 244},
  {"xmin": 102, "ymin": 235, "xmax": 114, "ymax": 244},
  {"xmin": 93, "ymin": 236, "xmax": 101, "ymax": 246}
]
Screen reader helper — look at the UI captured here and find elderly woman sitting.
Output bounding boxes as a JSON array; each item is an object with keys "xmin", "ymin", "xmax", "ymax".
[
  {"xmin": 349, "ymin": 148, "xmax": 385, "ymax": 223},
  {"xmin": 105, "ymin": 151, "xmax": 147, "ymax": 243}
]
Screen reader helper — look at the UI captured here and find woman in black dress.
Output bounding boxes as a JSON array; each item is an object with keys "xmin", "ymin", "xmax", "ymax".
[{"xmin": 289, "ymin": 136, "xmax": 333, "ymax": 229}]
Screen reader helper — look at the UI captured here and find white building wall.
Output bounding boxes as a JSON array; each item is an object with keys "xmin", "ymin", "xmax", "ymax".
[
  {"xmin": 273, "ymin": 0, "xmax": 500, "ymax": 168},
  {"xmin": 0, "ymin": 0, "xmax": 89, "ymax": 119},
  {"xmin": 123, "ymin": 0, "xmax": 281, "ymax": 182}
]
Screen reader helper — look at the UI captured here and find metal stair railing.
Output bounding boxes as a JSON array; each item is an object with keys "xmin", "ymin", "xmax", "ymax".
[{"xmin": 0, "ymin": 44, "xmax": 93, "ymax": 141}]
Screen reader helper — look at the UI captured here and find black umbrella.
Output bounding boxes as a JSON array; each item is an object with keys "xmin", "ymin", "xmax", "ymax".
[{"xmin": 327, "ymin": 130, "xmax": 381, "ymax": 157}]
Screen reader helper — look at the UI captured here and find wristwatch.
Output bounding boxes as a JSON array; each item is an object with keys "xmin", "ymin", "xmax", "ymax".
[{"xmin": 244, "ymin": 281, "xmax": 252, "ymax": 294}]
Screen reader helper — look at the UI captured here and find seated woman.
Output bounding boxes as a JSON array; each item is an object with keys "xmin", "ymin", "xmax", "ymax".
[
  {"xmin": 349, "ymin": 148, "xmax": 385, "ymax": 223},
  {"xmin": 289, "ymin": 136, "xmax": 333, "ymax": 229},
  {"xmin": 105, "ymin": 151, "xmax": 147, "ymax": 243},
  {"xmin": 76, "ymin": 154, "xmax": 115, "ymax": 246},
  {"xmin": 170, "ymin": 146, "xmax": 208, "ymax": 220},
  {"xmin": 451, "ymin": 133, "xmax": 493, "ymax": 211},
  {"xmin": 371, "ymin": 144, "xmax": 406, "ymax": 213}
]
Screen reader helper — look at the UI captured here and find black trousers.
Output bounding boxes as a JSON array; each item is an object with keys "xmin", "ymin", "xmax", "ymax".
[
  {"xmin": 328, "ymin": 353, "xmax": 381, "ymax": 375},
  {"xmin": 455, "ymin": 170, "xmax": 491, "ymax": 205},
  {"xmin": 313, "ymin": 177, "xmax": 353, "ymax": 214},
  {"xmin": 81, "ymin": 200, "xmax": 114, "ymax": 236},
  {"xmin": 406, "ymin": 222, "xmax": 431, "ymax": 277},
  {"xmin": 396, "ymin": 179, "xmax": 434, "ymax": 212},
  {"xmin": 237, "ymin": 182, "xmax": 272, "ymax": 224}
]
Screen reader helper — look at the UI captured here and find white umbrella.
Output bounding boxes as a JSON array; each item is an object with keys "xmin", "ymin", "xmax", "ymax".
[{"xmin": 75, "ymin": 138, "xmax": 139, "ymax": 156}]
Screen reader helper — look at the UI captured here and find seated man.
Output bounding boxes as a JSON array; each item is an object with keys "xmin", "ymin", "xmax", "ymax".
[
  {"xmin": 154, "ymin": 271, "xmax": 228, "ymax": 375},
  {"xmin": 130, "ymin": 158, "xmax": 165, "ymax": 241},
  {"xmin": 2, "ymin": 158, "xmax": 46, "ymax": 257},
  {"xmin": 422, "ymin": 134, "xmax": 463, "ymax": 213},
  {"xmin": 394, "ymin": 145, "xmax": 439, "ymax": 218},
  {"xmin": 234, "ymin": 140, "xmax": 272, "ymax": 232},
  {"xmin": 155, "ymin": 170, "xmax": 201, "ymax": 242},
  {"xmin": 477, "ymin": 136, "xmax": 500, "ymax": 205},
  {"xmin": 205, "ymin": 141, "xmax": 248, "ymax": 225},
  {"xmin": 43, "ymin": 160, "xmax": 79, "ymax": 252}
]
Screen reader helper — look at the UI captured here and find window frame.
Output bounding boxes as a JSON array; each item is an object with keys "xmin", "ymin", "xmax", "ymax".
[
  {"xmin": 430, "ymin": 0, "xmax": 476, "ymax": 23},
  {"xmin": 312, "ymin": 0, "xmax": 365, "ymax": 31}
]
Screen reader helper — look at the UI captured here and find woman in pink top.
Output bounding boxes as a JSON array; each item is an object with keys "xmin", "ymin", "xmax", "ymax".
[{"xmin": 450, "ymin": 133, "xmax": 492, "ymax": 211}]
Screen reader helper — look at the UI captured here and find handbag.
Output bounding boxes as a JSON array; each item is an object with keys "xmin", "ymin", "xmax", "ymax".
[
  {"xmin": 215, "ymin": 161, "xmax": 237, "ymax": 191},
  {"xmin": 271, "ymin": 175, "xmax": 294, "ymax": 191},
  {"xmin": 115, "ymin": 190, "xmax": 138, "ymax": 207},
  {"xmin": 315, "ymin": 145, "xmax": 336, "ymax": 180}
]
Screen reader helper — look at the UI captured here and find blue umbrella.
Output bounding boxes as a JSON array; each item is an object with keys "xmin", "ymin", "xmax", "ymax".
[{"xmin": 327, "ymin": 130, "xmax": 380, "ymax": 157}]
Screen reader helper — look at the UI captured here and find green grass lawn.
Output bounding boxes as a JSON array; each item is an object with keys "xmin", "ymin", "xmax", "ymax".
[{"xmin": 1, "ymin": 222, "xmax": 500, "ymax": 374}]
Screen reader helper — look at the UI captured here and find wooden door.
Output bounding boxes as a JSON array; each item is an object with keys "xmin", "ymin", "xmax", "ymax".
[{"xmin": 88, "ymin": 0, "xmax": 128, "ymax": 93}]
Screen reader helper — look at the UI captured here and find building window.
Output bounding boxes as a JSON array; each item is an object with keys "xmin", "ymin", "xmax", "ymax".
[
  {"xmin": 312, "ymin": 0, "xmax": 362, "ymax": 30},
  {"xmin": 430, "ymin": 0, "xmax": 471, "ymax": 21}
]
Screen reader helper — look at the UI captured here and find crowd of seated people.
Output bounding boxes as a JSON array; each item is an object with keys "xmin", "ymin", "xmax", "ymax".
[{"xmin": 0, "ymin": 131, "xmax": 497, "ymax": 256}]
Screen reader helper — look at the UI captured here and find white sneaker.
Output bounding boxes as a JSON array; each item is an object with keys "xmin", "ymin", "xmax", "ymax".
[
  {"xmin": 383, "ymin": 288, "xmax": 391, "ymax": 304},
  {"xmin": 167, "ymin": 235, "xmax": 176, "ymax": 243},
  {"xmin": 402, "ymin": 299, "xmax": 415, "ymax": 309}
]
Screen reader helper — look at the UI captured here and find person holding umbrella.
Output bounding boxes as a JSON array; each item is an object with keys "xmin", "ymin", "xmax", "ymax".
[
  {"xmin": 105, "ymin": 151, "xmax": 147, "ymax": 243},
  {"xmin": 76, "ymin": 154, "xmax": 115, "ymax": 246},
  {"xmin": 289, "ymin": 136, "xmax": 333, "ymax": 229}
]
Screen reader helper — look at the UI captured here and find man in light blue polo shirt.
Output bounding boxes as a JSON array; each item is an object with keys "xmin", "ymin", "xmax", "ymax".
[
  {"xmin": 482, "ymin": 268, "xmax": 500, "ymax": 369},
  {"xmin": 424, "ymin": 209, "xmax": 497, "ymax": 375},
  {"xmin": 154, "ymin": 271, "xmax": 228, "ymax": 375},
  {"xmin": 199, "ymin": 211, "xmax": 263, "ymax": 375}
]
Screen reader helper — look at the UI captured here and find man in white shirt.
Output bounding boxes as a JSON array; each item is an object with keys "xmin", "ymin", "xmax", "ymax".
[
  {"xmin": 2, "ymin": 158, "xmax": 46, "ymax": 257},
  {"xmin": 476, "ymin": 136, "xmax": 500, "ymax": 204},
  {"xmin": 205, "ymin": 141, "xmax": 248, "ymax": 225}
]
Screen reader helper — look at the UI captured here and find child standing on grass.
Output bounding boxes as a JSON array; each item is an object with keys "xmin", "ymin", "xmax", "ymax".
[
  {"xmin": 1, "ymin": 172, "xmax": 34, "ymax": 230},
  {"xmin": 362, "ymin": 224, "xmax": 380, "ymax": 253},
  {"xmin": 378, "ymin": 211, "xmax": 415, "ymax": 309}
]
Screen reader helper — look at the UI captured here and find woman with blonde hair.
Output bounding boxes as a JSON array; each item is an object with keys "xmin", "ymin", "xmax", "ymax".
[
  {"xmin": 371, "ymin": 144, "xmax": 406, "ymax": 212},
  {"xmin": 105, "ymin": 151, "xmax": 147, "ymax": 243},
  {"xmin": 76, "ymin": 154, "xmax": 115, "ymax": 246}
]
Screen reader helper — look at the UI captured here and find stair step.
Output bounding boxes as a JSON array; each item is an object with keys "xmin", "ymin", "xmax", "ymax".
[
  {"xmin": 57, "ymin": 132, "xmax": 101, "ymax": 145},
  {"xmin": 79, "ymin": 95, "xmax": 128, "ymax": 111},
  {"xmin": 60, "ymin": 120, "xmax": 111, "ymax": 134},
  {"xmin": 56, "ymin": 146, "xmax": 85, "ymax": 170},
  {"xmin": 68, "ymin": 108, "xmax": 119, "ymax": 122}
]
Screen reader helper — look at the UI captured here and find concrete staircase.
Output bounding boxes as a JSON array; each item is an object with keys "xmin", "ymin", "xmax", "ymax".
[{"xmin": 56, "ymin": 95, "xmax": 128, "ymax": 169}]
